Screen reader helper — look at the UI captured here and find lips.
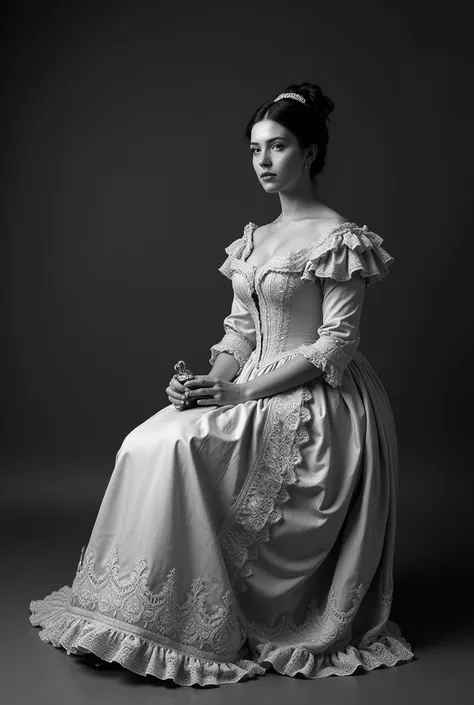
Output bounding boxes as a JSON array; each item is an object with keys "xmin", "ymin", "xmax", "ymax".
[{"xmin": 261, "ymin": 173, "xmax": 276, "ymax": 178}]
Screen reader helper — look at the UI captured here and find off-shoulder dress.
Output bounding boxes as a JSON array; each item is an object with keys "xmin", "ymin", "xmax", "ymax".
[{"xmin": 29, "ymin": 220, "xmax": 414, "ymax": 686}]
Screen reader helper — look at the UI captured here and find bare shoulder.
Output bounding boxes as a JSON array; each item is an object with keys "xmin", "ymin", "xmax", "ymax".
[
  {"xmin": 283, "ymin": 214, "xmax": 351, "ymax": 248},
  {"xmin": 305, "ymin": 215, "xmax": 350, "ymax": 240}
]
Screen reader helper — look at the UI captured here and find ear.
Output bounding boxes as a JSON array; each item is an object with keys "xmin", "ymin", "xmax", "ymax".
[{"xmin": 304, "ymin": 144, "xmax": 318, "ymax": 163}]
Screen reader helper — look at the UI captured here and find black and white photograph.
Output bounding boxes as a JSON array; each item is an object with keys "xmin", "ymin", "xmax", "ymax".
[{"xmin": 2, "ymin": 1, "xmax": 473, "ymax": 703}]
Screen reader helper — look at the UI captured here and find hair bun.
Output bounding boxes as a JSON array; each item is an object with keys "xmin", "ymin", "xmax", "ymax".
[{"xmin": 284, "ymin": 81, "xmax": 335, "ymax": 121}]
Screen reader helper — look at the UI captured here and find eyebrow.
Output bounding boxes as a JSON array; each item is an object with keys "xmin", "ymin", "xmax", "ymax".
[{"xmin": 249, "ymin": 136, "xmax": 288, "ymax": 146}]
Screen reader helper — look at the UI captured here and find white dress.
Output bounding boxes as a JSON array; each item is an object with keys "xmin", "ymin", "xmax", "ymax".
[{"xmin": 30, "ymin": 220, "xmax": 414, "ymax": 686}]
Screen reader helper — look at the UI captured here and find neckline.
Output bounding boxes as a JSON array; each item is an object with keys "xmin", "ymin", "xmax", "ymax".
[{"xmin": 242, "ymin": 220, "xmax": 355, "ymax": 271}]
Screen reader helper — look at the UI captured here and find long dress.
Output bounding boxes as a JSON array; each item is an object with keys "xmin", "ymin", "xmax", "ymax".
[{"xmin": 30, "ymin": 220, "xmax": 414, "ymax": 686}]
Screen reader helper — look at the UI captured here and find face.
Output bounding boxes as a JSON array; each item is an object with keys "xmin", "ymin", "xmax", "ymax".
[{"xmin": 249, "ymin": 119, "xmax": 312, "ymax": 192}]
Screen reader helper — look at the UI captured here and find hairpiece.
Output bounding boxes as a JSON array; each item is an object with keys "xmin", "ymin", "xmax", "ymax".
[{"xmin": 274, "ymin": 92, "xmax": 306, "ymax": 105}]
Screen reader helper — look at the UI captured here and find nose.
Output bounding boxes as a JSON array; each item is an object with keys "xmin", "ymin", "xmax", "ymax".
[{"xmin": 259, "ymin": 151, "xmax": 272, "ymax": 167}]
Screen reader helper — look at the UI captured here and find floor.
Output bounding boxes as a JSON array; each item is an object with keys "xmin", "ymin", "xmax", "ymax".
[{"xmin": 3, "ymin": 453, "xmax": 473, "ymax": 705}]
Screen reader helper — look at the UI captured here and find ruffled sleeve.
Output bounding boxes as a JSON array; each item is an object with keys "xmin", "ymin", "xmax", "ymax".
[
  {"xmin": 300, "ymin": 223, "xmax": 394, "ymax": 287},
  {"xmin": 297, "ymin": 223, "xmax": 393, "ymax": 387},
  {"xmin": 297, "ymin": 273, "xmax": 365, "ymax": 387},
  {"xmin": 218, "ymin": 239, "xmax": 245, "ymax": 280},
  {"xmin": 209, "ymin": 293, "xmax": 256, "ymax": 375},
  {"xmin": 210, "ymin": 224, "xmax": 257, "ymax": 375},
  {"xmin": 217, "ymin": 222, "xmax": 256, "ymax": 280}
]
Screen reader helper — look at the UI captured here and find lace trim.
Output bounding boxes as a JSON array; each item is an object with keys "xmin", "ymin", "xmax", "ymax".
[
  {"xmin": 30, "ymin": 586, "xmax": 265, "ymax": 687},
  {"xmin": 253, "ymin": 622, "xmax": 414, "ymax": 678},
  {"xmin": 246, "ymin": 570, "xmax": 413, "ymax": 677},
  {"xmin": 246, "ymin": 553, "xmax": 396, "ymax": 649},
  {"xmin": 209, "ymin": 331, "xmax": 255, "ymax": 373},
  {"xmin": 301, "ymin": 225, "xmax": 394, "ymax": 286},
  {"xmin": 69, "ymin": 546, "xmax": 242, "ymax": 656},
  {"xmin": 29, "ymin": 585, "xmax": 412, "ymax": 685},
  {"xmin": 297, "ymin": 334, "xmax": 360, "ymax": 387},
  {"xmin": 253, "ymin": 272, "xmax": 297, "ymax": 367},
  {"xmin": 220, "ymin": 222, "xmax": 393, "ymax": 286},
  {"xmin": 219, "ymin": 384, "xmax": 313, "ymax": 591},
  {"xmin": 217, "ymin": 223, "xmax": 256, "ymax": 280},
  {"xmin": 247, "ymin": 582, "xmax": 366, "ymax": 646}
]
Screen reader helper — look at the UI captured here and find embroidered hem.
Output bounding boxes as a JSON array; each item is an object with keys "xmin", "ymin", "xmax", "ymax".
[
  {"xmin": 30, "ymin": 588, "xmax": 414, "ymax": 686},
  {"xmin": 29, "ymin": 586, "xmax": 265, "ymax": 687},
  {"xmin": 254, "ymin": 621, "xmax": 414, "ymax": 678}
]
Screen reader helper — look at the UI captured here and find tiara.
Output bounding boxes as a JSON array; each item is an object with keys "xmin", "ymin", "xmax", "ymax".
[{"xmin": 274, "ymin": 92, "xmax": 306, "ymax": 105}]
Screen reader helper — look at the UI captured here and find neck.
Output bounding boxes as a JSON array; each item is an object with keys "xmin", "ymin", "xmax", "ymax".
[{"xmin": 276, "ymin": 179, "xmax": 326, "ymax": 222}]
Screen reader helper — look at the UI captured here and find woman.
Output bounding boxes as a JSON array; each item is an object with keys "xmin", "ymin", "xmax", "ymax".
[{"xmin": 30, "ymin": 82, "xmax": 414, "ymax": 686}]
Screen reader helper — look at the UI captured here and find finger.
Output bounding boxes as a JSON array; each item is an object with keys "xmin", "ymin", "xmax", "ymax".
[
  {"xmin": 186, "ymin": 386, "xmax": 217, "ymax": 399},
  {"xmin": 170, "ymin": 377, "xmax": 187, "ymax": 393},
  {"xmin": 166, "ymin": 386, "xmax": 186, "ymax": 403},
  {"xmin": 170, "ymin": 397, "xmax": 184, "ymax": 410},
  {"xmin": 184, "ymin": 377, "xmax": 214, "ymax": 388}
]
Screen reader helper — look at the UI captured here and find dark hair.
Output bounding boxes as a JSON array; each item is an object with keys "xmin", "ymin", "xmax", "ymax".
[{"xmin": 244, "ymin": 82, "xmax": 335, "ymax": 180}]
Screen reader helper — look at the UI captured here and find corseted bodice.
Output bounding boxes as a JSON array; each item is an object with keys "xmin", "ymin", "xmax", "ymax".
[
  {"xmin": 231, "ymin": 259, "xmax": 324, "ymax": 369},
  {"xmin": 216, "ymin": 220, "xmax": 394, "ymax": 372}
]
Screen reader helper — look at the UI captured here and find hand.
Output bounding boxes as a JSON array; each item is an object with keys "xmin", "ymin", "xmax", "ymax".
[
  {"xmin": 183, "ymin": 375, "xmax": 248, "ymax": 407},
  {"xmin": 165, "ymin": 374, "xmax": 188, "ymax": 410}
]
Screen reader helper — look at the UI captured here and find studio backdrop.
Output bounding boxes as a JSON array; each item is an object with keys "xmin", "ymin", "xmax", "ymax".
[{"xmin": 2, "ymin": 0, "xmax": 472, "ymax": 544}]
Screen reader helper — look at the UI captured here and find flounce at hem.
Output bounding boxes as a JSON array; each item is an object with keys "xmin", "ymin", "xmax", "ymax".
[
  {"xmin": 253, "ymin": 621, "xmax": 414, "ymax": 678},
  {"xmin": 29, "ymin": 586, "xmax": 265, "ymax": 687},
  {"xmin": 30, "ymin": 588, "xmax": 414, "ymax": 685}
]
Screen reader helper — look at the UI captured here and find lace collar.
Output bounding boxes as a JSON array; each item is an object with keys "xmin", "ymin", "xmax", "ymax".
[{"xmin": 240, "ymin": 220, "xmax": 356, "ymax": 272}]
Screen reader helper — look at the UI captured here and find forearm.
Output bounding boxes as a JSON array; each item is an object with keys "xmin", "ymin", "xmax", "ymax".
[
  {"xmin": 209, "ymin": 351, "xmax": 240, "ymax": 382},
  {"xmin": 243, "ymin": 354, "xmax": 323, "ymax": 401}
]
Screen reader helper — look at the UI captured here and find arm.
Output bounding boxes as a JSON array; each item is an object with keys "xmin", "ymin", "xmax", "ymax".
[
  {"xmin": 242, "ymin": 354, "xmax": 322, "ymax": 400},
  {"xmin": 242, "ymin": 273, "xmax": 365, "ymax": 401},
  {"xmin": 209, "ymin": 292, "xmax": 256, "ymax": 382},
  {"xmin": 209, "ymin": 352, "xmax": 240, "ymax": 382}
]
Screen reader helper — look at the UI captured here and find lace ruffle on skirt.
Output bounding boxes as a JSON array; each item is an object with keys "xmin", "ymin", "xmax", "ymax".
[
  {"xmin": 30, "ymin": 584, "xmax": 413, "ymax": 686},
  {"xmin": 30, "ymin": 586, "xmax": 264, "ymax": 686}
]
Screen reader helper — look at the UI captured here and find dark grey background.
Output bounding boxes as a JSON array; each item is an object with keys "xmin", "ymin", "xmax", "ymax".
[{"xmin": 2, "ymin": 1, "xmax": 473, "ymax": 703}]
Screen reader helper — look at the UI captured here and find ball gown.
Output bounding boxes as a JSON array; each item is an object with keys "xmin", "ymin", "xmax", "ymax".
[{"xmin": 29, "ymin": 220, "xmax": 414, "ymax": 686}]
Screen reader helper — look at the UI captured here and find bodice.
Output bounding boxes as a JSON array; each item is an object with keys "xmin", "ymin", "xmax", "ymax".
[
  {"xmin": 219, "ymin": 220, "xmax": 394, "ymax": 370},
  {"xmin": 230, "ymin": 256, "xmax": 325, "ymax": 369}
]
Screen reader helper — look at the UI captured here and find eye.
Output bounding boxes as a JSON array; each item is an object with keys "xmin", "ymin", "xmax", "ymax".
[{"xmin": 250, "ymin": 143, "xmax": 283, "ymax": 155}]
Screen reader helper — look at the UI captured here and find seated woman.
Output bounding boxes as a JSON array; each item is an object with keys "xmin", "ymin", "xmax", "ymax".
[{"xmin": 30, "ymin": 81, "xmax": 414, "ymax": 687}]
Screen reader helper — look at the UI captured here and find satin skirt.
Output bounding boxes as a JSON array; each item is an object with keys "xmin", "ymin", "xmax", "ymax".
[{"xmin": 30, "ymin": 349, "xmax": 414, "ymax": 686}]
